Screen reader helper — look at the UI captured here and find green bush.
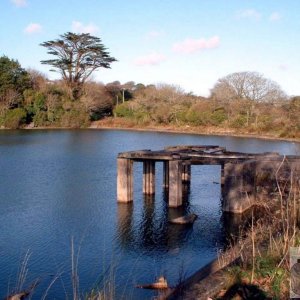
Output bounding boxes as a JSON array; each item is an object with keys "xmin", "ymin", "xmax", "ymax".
[
  {"xmin": 113, "ymin": 103, "xmax": 134, "ymax": 118},
  {"xmin": 47, "ymin": 108, "xmax": 64, "ymax": 124},
  {"xmin": 60, "ymin": 109, "xmax": 90, "ymax": 128},
  {"xmin": 230, "ymin": 114, "xmax": 247, "ymax": 128},
  {"xmin": 33, "ymin": 92, "xmax": 46, "ymax": 112},
  {"xmin": 150, "ymin": 104, "xmax": 173, "ymax": 124},
  {"xmin": 257, "ymin": 115, "xmax": 273, "ymax": 131},
  {"xmin": 23, "ymin": 90, "xmax": 47, "ymax": 122},
  {"xmin": 185, "ymin": 110, "xmax": 204, "ymax": 125},
  {"xmin": 3, "ymin": 108, "xmax": 27, "ymax": 129},
  {"xmin": 174, "ymin": 109, "xmax": 189, "ymax": 124},
  {"xmin": 133, "ymin": 111, "xmax": 151, "ymax": 124},
  {"xmin": 210, "ymin": 109, "xmax": 227, "ymax": 125},
  {"xmin": 33, "ymin": 111, "xmax": 48, "ymax": 127}
]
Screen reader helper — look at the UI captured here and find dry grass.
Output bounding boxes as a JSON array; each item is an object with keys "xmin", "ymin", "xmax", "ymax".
[{"xmin": 217, "ymin": 160, "xmax": 300, "ymax": 299}]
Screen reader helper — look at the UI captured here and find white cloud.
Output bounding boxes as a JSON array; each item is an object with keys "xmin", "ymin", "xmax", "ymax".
[
  {"xmin": 269, "ymin": 12, "xmax": 282, "ymax": 22},
  {"xmin": 72, "ymin": 21, "xmax": 99, "ymax": 34},
  {"xmin": 173, "ymin": 36, "xmax": 220, "ymax": 54},
  {"xmin": 24, "ymin": 23, "xmax": 42, "ymax": 34},
  {"xmin": 236, "ymin": 9, "xmax": 261, "ymax": 20},
  {"xmin": 134, "ymin": 52, "xmax": 166, "ymax": 66},
  {"xmin": 11, "ymin": 0, "xmax": 27, "ymax": 7}
]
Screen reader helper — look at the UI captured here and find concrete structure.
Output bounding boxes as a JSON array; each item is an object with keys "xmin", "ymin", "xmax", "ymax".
[{"xmin": 117, "ymin": 145, "xmax": 300, "ymax": 213}]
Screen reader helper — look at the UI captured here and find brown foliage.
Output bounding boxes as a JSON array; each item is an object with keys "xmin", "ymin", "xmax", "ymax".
[{"xmin": 82, "ymin": 82, "xmax": 114, "ymax": 119}]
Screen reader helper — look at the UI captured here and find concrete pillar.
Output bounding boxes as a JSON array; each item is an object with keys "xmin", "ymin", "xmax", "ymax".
[
  {"xmin": 143, "ymin": 160, "xmax": 155, "ymax": 195},
  {"xmin": 117, "ymin": 158, "xmax": 133, "ymax": 203},
  {"xmin": 221, "ymin": 163, "xmax": 225, "ymax": 186},
  {"xmin": 182, "ymin": 163, "xmax": 191, "ymax": 196},
  {"xmin": 222, "ymin": 160, "xmax": 256, "ymax": 213},
  {"xmin": 255, "ymin": 158, "xmax": 300, "ymax": 197},
  {"xmin": 182, "ymin": 163, "xmax": 191, "ymax": 183},
  {"xmin": 168, "ymin": 160, "xmax": 183, "ymax": 207},
  {"xmin": 163, "ymin": 161, "xmax": 169, "ymax": 189}
]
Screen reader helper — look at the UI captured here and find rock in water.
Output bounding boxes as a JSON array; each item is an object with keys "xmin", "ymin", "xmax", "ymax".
[
  {"xmin": 136, "ymin": 276, "xmax": 168, "ymax": 289},
  {"xmin": 169, "ymin": 213, "xmax": 198, "ymax": 225}
]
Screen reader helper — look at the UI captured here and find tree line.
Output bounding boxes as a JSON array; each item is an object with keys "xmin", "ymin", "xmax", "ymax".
[{"xmin": 0, "ymin": 32, "xmax": 299, "ymax": 138}]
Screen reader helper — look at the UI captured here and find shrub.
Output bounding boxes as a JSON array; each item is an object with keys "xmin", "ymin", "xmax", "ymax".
[
  {"xmin": 60, "ymin": 109, "xmax": 90, "ymax": 128},
  {"xmin": 133, "ymin": 111, "xmax": 151, "ymax": 124},
  {"xmin": 3, "ymin": 108, "xmax": 27, "ymax": 129},
  {"xmin": 113, "ymin": 103, "xmax": 134, "ymax": 118},
  {"xmin": 174, "ymin": 109, "xmax": 189, "ymax": 124},
  {"xmin": 210, "ymin": 109, "xmax": 227, "ymax": 125},
  {"xmin": 33, "ymin": 92, "xmax": 46, "ymax": 112},
  {"xmin": 33, "ymin": 111, "xmax": 48, "ymax": 127},
  {"xmin": 256, "ymin": 115, "xmax": 274, "ymax": 131},
  {"xmin": 150, "ymin": 104, "xmax": 173, "ymax": 124},
  {"xmin": 184, "ymin": 110, "xmax": 202, "ymax": 125},
  {"xmin": 47, "ymin": 108, "xmax": 64, "ymax": 124},
  {"xmin": 23, "ymin": 90, "xmax": 47, "ymax": 121},
  {"xmin": 230, "ymin": 114, "xmax": 247, "ymax": 128}
]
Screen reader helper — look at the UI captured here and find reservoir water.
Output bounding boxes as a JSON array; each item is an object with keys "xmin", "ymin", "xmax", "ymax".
[{"xmin": 0, "ymin": 129, "xmax": 299, "ymax": 299}]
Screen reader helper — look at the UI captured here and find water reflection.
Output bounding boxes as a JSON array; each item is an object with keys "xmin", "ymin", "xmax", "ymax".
[
  {"xmin": 117, "ymin": 191, "xmax": 196, "ymax": 252},
  {"xmin": 140, "ymin": 195, "xmax": 157, "ymax": 249},
  {"xmin": 117, "ymin": 192, "xmax": 264, "ymax": 254},
  {"xmin": 117, "ymin": 203, "xmax": 134, "ymax": 247}
]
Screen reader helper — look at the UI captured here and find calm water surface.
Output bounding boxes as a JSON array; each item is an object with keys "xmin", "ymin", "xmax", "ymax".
[{"xmin": 0, "ymin": 130, "xmax": 299, "ymax": 299}]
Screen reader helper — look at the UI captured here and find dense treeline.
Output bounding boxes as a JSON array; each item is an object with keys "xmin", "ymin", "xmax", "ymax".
[
  {"xmin": 0, "ymin": 55, "xmax": 133, "ymax": 128},
  {"xmin": 0, "ymin": 55, "xmax": 299, "ymax": 138},
  {"xmin": 114, "ymin": 83, "xmax": 300, "ymax": 138}
]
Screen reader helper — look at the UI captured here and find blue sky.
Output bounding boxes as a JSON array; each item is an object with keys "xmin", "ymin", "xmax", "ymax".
[{"xmin": 1, "ymin": 0, "xmax": 299, "ymax": 96}]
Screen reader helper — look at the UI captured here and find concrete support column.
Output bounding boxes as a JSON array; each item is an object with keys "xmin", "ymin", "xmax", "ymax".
[
  {"xmin": 182, "ymin": 163, "xmax": 191, "ymax": 195},
  {"xmin": 163, "ymin": 161, "xmax": 169, "ymax": 189},
  {"xmin": 222, "ymin": 160, "xmax": 256, "ymax": 213},
  {"xmin": 221, "ymin": 163, "xmax": 225, "ymax": 186},
  {"xmin": 168, "ymin": 160, "xmax": 183, "ymax": 207},
  {"xmin": 117, "ymin": 158, "xmax": 133, "ymax": 203},
  {"xmin": 143, "ymin": 160, "xmax": 155, "ymax": 195},
  {"xmin": 182, "ymin": 163, "xmax": 191, "ymax": 183}
]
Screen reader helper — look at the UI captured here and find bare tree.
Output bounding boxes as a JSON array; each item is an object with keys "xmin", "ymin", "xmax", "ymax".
[
  {"xmin": 211, "ymin": 71, "xmax": 287, "ymax": 103},
  {"xmin": 40, "ymin": 32, "xmax": 117, "ymax": 99},
  {"xmin": 82, "ymin": 82, "xmax": 113, "ymax": 119},
  {"xmin": 105, "ymin": 81, "xmax": 122, "ymax": 104},
  {"xmin": 27, "ymin": 68, "xmax": 48, "ymax": 91}
]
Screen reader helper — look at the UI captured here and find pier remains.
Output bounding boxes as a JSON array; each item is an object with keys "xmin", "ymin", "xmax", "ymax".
[{"xmin": 117, "ymin": 145, "xmax": 300, "ymax": 213}]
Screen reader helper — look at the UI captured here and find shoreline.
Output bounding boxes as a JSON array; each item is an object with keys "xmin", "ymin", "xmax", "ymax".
[
  {"xmin": 1, "ymin": 121, "xmax": 300, "ymax": 144},
  {"xmin": 89, "ymin": 121, "xmax": 300, "ymax": 143}
]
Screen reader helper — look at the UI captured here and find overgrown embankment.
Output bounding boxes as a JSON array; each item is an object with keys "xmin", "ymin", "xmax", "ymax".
[
  {"xmin": 110, "ymin": 84, "xmax": 300, "ymax": 139},
  {"xmin": 92, "ymin": 116, "xmax": 300, "ymax": 142},
  {"xmin": 169, "ymin": 161, "xmax": 300, "ymax": 300}
]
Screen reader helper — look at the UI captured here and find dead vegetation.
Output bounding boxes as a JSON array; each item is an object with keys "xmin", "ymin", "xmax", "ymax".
[{"xmin": 214, "ymin": 159, "xmax": 300, "ymax": 299}]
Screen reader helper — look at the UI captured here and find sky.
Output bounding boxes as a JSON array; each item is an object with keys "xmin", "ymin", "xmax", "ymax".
[{"xmin": 1, "ymin": 0, "xmax": 300, "ymax": 97}]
